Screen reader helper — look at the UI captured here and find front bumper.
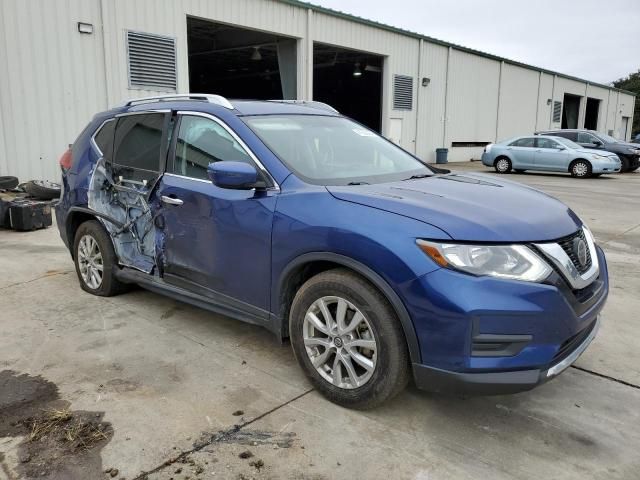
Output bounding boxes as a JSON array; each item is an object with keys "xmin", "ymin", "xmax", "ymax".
[
  {"xmin": 413, "ymin": 315, "xmax": 600, "ymax": 395},
  {"xmin": 405, "ymin": 245, "xmax": 608, "ymax": 395}
]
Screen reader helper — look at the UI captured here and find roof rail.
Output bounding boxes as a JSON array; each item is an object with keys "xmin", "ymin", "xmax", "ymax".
[
  {"xmin": 267, "ymin": 99, "xmax": 339, "ymax": 113},
  {"xmin": 122, "ymin": 94, "xmax": 234, "ymax": 109}
]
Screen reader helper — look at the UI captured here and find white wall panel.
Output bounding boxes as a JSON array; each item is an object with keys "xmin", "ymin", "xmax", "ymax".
[
  {"xmin": 415, "ymin": 42, "xmax": 448, "ymax": 162},
  {"xmin": 497, "ymin": 64, "xmax": 539, "ymax": 140},
  {"xmin": 0, "ymin": 0, "xmax": 107, "ymax": 181},
  {"xmin": 535, "ymin": 73, "xmax": 554, "ymax": 131},
  {"xmin": 445, "ymin": 49, "xmax": 500, "ymax": 162}
]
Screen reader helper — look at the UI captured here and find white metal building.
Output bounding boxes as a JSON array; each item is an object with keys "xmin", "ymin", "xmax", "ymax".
[{"xmin": 0, "ymin": 0, "xmax": 635, "ymax": 182}]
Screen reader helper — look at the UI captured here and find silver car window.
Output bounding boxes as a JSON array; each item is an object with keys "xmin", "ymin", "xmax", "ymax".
[
  {"xmin": 509, "ymin": 137, "xmax": 535, "ymax": 148},
  {"xmin": 536, "ymin": 137, "xmax": 560, "ymax": 149}
]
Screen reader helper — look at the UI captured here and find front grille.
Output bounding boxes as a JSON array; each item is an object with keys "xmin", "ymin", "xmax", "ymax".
[
  {"xmin": 557, "ymin": 229, "xmax": 592, "ymax": 274},
  {"xmin": 551, "ymin": 320, "xmax": 596, "ymax": 364}
]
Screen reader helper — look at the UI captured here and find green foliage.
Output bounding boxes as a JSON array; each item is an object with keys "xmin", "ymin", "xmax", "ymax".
[{"xmin": 613, "ymin": 70, "xmax": 640, "ymax": 136}]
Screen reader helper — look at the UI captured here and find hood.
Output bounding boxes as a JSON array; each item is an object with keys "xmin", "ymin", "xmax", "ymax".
[
  {"xmin": 576, "ymin": 147, "xmax": 618, "ymax": 157},
  {"xmin": 327, "ymin": 173, "xmax": 581, "ymax": 242}
]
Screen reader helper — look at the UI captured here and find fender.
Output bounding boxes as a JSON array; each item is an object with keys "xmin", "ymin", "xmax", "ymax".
[{"xmin": 276, "ymin": 252, "xmax": 422, "ymax": 364}]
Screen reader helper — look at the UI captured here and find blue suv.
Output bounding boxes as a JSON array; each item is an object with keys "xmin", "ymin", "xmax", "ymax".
[{"xmin": 56, "ymin": 94, "xmax": 607, "ymax": 408}]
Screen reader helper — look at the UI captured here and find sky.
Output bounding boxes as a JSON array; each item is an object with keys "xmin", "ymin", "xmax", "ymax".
[{"xmin": 311, "ymin": 0, "xmax": 640, "ymax": 85}]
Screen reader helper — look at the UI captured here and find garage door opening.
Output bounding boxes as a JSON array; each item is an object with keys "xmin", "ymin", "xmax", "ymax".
[
  {"xmin": 561, "ymin": 93, "xmax": 581, "ymax": 129},
  {"xmin": 584, "ymin": 97, "xmax": 600, "ymax": 130},
  {"xmin": 313, "ymin": 43, "xmax": 383, "ymax": 132},
  {"xmin": 187, "ymin": 17, "xmax": 297, "ymax": 100}
]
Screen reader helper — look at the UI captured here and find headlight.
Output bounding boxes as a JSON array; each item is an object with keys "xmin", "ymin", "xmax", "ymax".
[{"xmin": 417, "ymin": 240, "xmax": 552, "ymax": 282}]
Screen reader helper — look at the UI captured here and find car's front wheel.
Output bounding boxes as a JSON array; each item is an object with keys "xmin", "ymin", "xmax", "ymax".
[
  {"xmin": 289, "ymin": 269, "xmax": 409, "ymax": 409},
  {"xmin": 73, "ymin": 220, "xmax": 126, "ymax": 296},
  {"xmin": 570, "ymin": 160, "xmax": 592, "ymax": 178},
  {"xmin": 494, "ymin": 157, "xmax": 512, "ymax": 173}
]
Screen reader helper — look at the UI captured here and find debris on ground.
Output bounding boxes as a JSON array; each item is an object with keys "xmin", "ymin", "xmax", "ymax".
[
  {"xmin": 238, "ymin": 450, "xmax": 253, "ymax": 459},
  {"xmin": 0, "ymin": 370, "xmax": 113, "ymax": 479},
  {"xmin": 249, "ymin": 459, "xmax": 264, "ymax": 470},
  {"xmin": 232, "ymin": 410, "xmax": 244, "ymax": 416}
]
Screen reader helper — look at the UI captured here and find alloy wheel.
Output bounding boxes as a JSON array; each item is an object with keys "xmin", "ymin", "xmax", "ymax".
[
  {"xmin": 496, "ymin": 158, "xmax": 510, "ymax": 173},
  {"xmin": 303, "ymin": 296, "xmax": 377, "ymax": 389},
  {"xmin": 573, "ymin": 162, "xmax": 588, "ymax": 177},
  {"xmin": 77, "ymin": 234, "xmax": 104, "ymax": 289}
]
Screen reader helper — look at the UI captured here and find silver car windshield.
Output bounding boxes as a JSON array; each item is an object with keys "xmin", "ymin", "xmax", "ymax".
[{"xmin": 245, "ymin": 115, "xmax": 432, "ymax": 186}]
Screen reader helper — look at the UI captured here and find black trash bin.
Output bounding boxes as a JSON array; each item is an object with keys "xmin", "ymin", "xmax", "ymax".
[{"xmin": 435, "ymin": 148, "xmax": 448, "ymax": 164}]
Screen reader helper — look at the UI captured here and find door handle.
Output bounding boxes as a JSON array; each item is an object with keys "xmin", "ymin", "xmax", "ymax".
[{"xmin": 161, "ymin": 195, "xmax": 183, "ymax": 206}]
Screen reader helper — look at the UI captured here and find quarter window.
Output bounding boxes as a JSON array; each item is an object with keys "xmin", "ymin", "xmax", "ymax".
[
  {"xmin": 170, "ymin": 115, "xmax": 252, "ymax": 180},
  {"xmin": 93, "ymin": 119, "xmax": 116, "ymax": 158},
  {"xmin": 113, "ymin": 113, "xmax": 166, "ymax": 172}
]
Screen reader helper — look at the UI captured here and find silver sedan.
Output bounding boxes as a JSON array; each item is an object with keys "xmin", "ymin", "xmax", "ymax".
[{"xmin": 481, "ymin": 135, "xmax": 621, "ymax": 178}]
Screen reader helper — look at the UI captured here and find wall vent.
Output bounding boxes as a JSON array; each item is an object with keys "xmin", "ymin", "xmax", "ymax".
[
  {"xmin": 552, "ymin": 101, "xmax": 562, "ymax": 123},
  {"xmin": 127, "ymin": 31, "xmax": 177, "ymax": 90},
  {"xmin": 393, "ymin": 75, "xmax": 413, "ymax": 111}
]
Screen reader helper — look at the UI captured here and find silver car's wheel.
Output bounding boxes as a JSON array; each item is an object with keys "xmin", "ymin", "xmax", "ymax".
[
  {"xmin": 303, "ymin": 296, "xmax": 377, "ymax": 389},
  {"xmin": 77, "ymin": 234, "xmax": 104, "ymax": 290},
  {"xmin": 495, "ymin": 157, "xmax": 512, "ymax": 173},
  {"xmin": 571, "ymin": 160, "xmax": 591, "ymax": 178}
]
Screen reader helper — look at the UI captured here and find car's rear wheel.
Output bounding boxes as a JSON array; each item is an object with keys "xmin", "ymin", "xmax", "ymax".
[
  {"xmin": 570, "ymin": 160, "xmax": 592, "ymax": 178},
  {"xmin": 73, "ymin": 220, "xmax": 126, "ymax": 296},
  {"xmin": 494, "ymin": 157, "xmax": 512, "ymax": 173},
  {"xmin": 289, "ymin": 269, "xmax": 409, "ymax": 409}
]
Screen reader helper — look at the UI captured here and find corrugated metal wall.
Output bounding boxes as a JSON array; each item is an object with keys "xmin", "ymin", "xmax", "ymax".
[
  {"xmin": 0, "ymin": 0, "xmax": 635, "ymax": 181},
  {"xmin": 0, "ymin": 0, "xmax": 107, "ymax": 182}
]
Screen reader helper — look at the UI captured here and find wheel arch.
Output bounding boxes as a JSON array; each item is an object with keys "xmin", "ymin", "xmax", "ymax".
[
  {"xmin": 66, "ymin": 207, "xmax": 121, "ymax": 260},
  {"xmin": 275, "ymin": 252, "xmax": 422, "ymax": 364},
  {"xmin": 494, "ymin": 154, "xmax": 511, "ymax": 165}
]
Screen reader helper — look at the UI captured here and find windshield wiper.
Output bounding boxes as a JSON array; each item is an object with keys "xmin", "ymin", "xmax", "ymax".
[
  {"xmin": 402, "ymin": 174, "xmax": 431, "ymax": 181},
  {"xmin": 347, "ymin": 181, "xmax": 370, "ymax": 185}
]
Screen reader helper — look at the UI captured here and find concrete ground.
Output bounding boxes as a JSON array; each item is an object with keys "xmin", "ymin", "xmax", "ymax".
[{"xmin": 1, "ymin": 164, "xmax": 639, "ymax": 480}]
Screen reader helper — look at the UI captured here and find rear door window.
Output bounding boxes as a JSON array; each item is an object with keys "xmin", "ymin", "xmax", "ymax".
[
  {"xmin": 554, "ymin": 131, "xmax": 577, "ymax": 141},
  {"xmin": 510, "ymin": 137, "xmax": 535, "ymax": 147},
  {"xmin": 113, "ymin": 113, "xmax": 167, "ymax": 176},
  {"xmin": 577, "ymin": 132, "xmax": 598, "ymax": 144}
]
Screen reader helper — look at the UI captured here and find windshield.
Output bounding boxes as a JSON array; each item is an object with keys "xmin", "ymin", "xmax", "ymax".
[
  {"xmin": 244, "ymin": 115, "xmax": 432, "ymax": 185},
  {"xmin": 556, "ymin": 137, "xmax": 583, "ymax": 149},
  {"xmin": 593, "ymin": 132, "xmax": 619, "ymax": 144}
]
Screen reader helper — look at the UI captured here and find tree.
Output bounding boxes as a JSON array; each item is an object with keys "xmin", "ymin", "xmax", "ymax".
[{"xmin": 613, "ymin": 70, "xmax": 640, "ymax": 136}]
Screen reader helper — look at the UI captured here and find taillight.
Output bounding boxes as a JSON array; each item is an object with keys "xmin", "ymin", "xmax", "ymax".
[{"xmin": 59, "ymin": 148, "xmax": 72, "ymax": 172}]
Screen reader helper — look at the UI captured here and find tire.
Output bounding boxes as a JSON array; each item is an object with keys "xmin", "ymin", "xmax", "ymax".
[
  {"xmin": 494, "ymin": 157, "xmax": 512, "ymax": 174},
  {"xmin": 24, "ymin": 180, "xmax": 61, "ymax": 200},
  {"xmin": 570, "ymin": 159, "xmax": 592, "ymax": 178},
  {"xmin": 0, "ymin": 176, "xmax": 19, "ymax": 190},
  {"xmin": 73, "ymin": 220, "xmax": 126, "ymax": 297},
  {"xmin": 289, "ymin": 268, "xmax": 410, "ymax": 409},
  {"xmin": 619, "ymin": 156, "xmax": 630, "ymax": 173}
]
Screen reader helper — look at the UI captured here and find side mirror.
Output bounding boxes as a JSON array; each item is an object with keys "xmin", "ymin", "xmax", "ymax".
[
  {"xmin": 557, "ymin": 146, "xmax": 566, "ymax": 150},
  {"xmin": 207, "ymin": 161, "xmax": 262, "ymax": 190},
  {"xmin": 593, "ymin": 140, "xmax": 603, "ymax": 146}
]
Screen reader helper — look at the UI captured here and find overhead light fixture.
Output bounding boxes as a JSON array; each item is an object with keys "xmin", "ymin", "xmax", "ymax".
[
  {"xmin": 422, "ymin": 77, "xmax": 431, "ymax": 87},
  {"xmin": 77, "ymin": 22, "xmax": 93, "ymax": 34},
  {"xmin": 251, "ymin": 47, "xmax": 262, "ymax": 61},
  {"xmin": 353, "ymin": 62, "xmax": 362, "ymax": 77}
]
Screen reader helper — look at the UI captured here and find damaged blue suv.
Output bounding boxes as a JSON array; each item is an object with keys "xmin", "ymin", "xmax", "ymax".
[{"xmin": 56, "ymin": 94, "xmax": 607, "ymax": 409}]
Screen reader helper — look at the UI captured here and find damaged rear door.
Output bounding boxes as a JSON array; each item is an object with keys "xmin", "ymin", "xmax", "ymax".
[{"xmin": 155, "ymin": 111, "xmax": 278, "ymax": 319}]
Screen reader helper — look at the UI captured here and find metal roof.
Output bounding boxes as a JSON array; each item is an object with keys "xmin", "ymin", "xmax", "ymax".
[{"xmin": 279, "ymin": 0, "xmax": 636, "ymax": 97}]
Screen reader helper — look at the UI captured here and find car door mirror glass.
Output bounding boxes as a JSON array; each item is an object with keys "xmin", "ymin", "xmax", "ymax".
[{"xmin": 207, "ymin": 161, "xmax": 260, "ymax": 190}]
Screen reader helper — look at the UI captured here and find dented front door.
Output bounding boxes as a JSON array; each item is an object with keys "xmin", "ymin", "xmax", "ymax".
[{"xmin": 155, "ymin": 113, "xmax": 277, "ymax": 313}]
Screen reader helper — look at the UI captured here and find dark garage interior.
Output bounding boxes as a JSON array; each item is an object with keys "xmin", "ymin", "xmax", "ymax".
[
  {"xmin": 561, "ymin": 93, "xmax": 582, "ymax": 129},
  {"xmin": 584, "ymin": 97, "xmax": 600, "ymax": 130},
  {"xmin": 187, "ymin": 17, "xmax": 297, "ymax": 100},
  {"xmin": 313, "ymin": 43, "xmax": 383, "ymax": 132}
]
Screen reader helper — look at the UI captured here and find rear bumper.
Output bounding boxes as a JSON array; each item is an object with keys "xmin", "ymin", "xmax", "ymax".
[{"xmin": 413, "ymin": 315, "xmax": 600, "ymax": 395}]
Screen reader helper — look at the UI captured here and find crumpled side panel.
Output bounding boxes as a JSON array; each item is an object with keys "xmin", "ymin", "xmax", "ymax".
[{"xmin": 87, "ymin": 159, "xmax": 156, "ymax": 273}]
